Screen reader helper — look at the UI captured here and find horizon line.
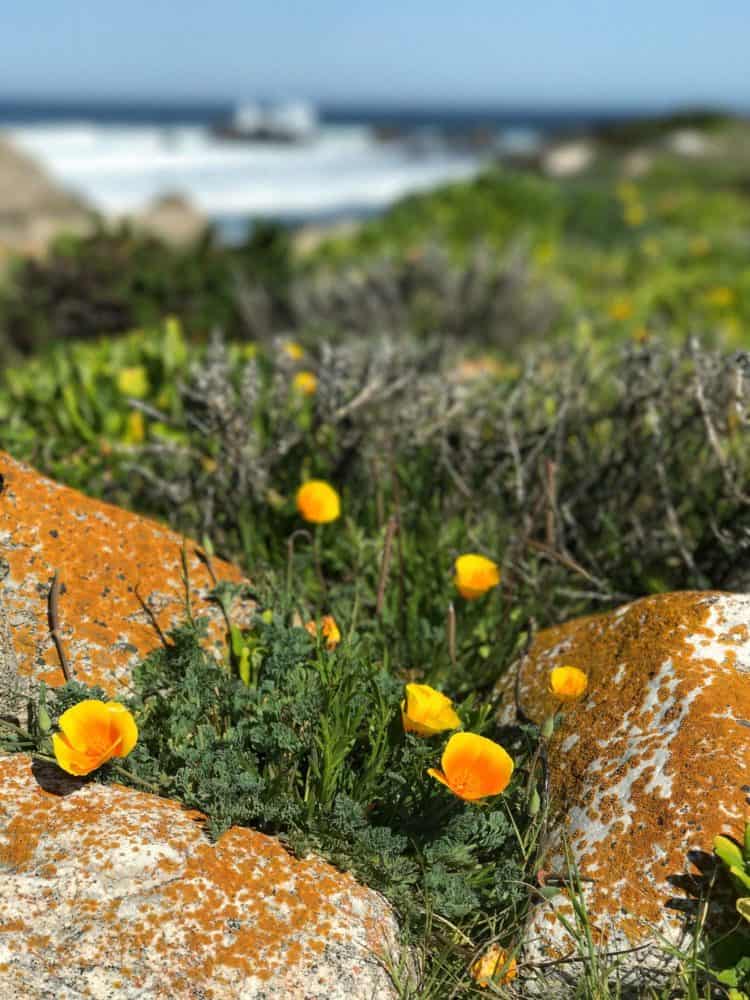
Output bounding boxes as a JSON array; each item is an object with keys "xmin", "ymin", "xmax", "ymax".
[{"xmin": 0, "ymin": 93, "xmax": 747, "ymax": 115}]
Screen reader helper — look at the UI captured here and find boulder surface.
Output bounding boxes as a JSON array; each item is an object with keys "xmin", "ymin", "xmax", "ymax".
[
  {"xmin": 0, "ymin": 450, "xmax": 250, "ymax": 708},
  {"xmin": 0, "ymin": 754, "xmax": 399, "ymax": 999},
  {"xmin": 498, "ymin": 591, "xmax": 750, "ymax": 995},
  {"xmin": 0, "ymin": 137, "xmax": 93, "ymax": 259}
]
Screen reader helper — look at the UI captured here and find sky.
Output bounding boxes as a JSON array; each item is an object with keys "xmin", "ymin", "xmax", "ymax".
[{"xmin": 2, "ymin": 1, "xmax": 749, "ymax": 109}]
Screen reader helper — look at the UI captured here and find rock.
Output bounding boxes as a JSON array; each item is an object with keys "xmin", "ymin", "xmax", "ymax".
[
  {"xmin": 0, "ymin": 754, "xmax": 399, "ymax": 999},
  {"xmin": 0, "ymin": 450, "xmax": 252, "ymax": 707},
  {"xmin": 0, "ymin": 137, "xmax": 93, "ymax": 258},
  {"xmin": 497, "ymin": 591, "xmax": 750, "ymax": 996},
  {"xmin": 541, "ymin": 141, "xmax": 595, "ymax": 178},
  {"xmin": 131, "ymin": 192, "xmax": 208, "ymax": 247},
  {"xmin": 621, "ymin": 149, "xmax": 653, "ymax": 178},
  {"xmin": 666, "ymin": 129, "xmax": 714, "ymax": 157},
  {"xmin": 293, "ymin": 218, "xmax": 362, "ymax": 256}
]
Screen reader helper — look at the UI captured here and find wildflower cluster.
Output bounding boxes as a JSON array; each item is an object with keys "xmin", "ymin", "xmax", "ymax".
[{"xmin": 24, "ymin": 499, "xmax": 529, "ymax": 997}]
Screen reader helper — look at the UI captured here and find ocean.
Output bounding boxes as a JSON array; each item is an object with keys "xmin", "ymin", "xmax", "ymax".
[{"xmin": 0, "ymin": 99, "xmax": 654, "ymax": 238}]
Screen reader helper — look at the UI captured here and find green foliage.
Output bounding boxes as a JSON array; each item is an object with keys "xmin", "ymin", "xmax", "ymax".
[
  {"xmin": 4, "ymin": 328, "xmax": 749, "ymax": 635},
  {"xmin": 10, "ymin": 615, "xmax": 538, "ymax": 996},
  {"xmin": 707, "ymin": 827, "xmax": 750, "ymax": 994},
  {"xmin": 0, "ymin": 220, "xmax": 293, "ymax": 359}
]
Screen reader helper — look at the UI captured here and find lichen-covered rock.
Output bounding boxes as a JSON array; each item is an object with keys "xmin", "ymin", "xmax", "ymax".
[
  {"xmin": 497, "ymin": 591, "xmax": 750, "ymax": 996},
  {"xmin": 0, "ymin": 755, "xmax": 399, "ymax": 999},
  {"xmin": 0, "ymin": 450, "xmax": 251, "ymax": 704}
]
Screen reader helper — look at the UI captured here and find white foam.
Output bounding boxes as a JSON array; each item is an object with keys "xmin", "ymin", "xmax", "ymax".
[{"xmin": 3, "ymin": 122, "xmax": 486, "ymax": 220}]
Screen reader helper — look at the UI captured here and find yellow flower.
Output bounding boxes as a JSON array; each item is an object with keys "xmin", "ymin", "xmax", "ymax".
[
  {"xmin": 116, "ymin": 366, "xmax": 149, "ymax": 398},
  {"xmin": 293, "ymin": 371, "xmax": 318, "ymax": 396},
  {"xmin": 623, "ymin": 202, "xmax": 645, "ymax": 227},
  {"xmin": 401, "ymin": 683, "xmax": 461, "ymax": 737},
  {"xmin": 549, "ymin": 665, "xmax": 588, "ymax": 702},
  {"xmin": 428, "ymin": 732, "xmax": 514, "ymax": 802},
  {"xmin": 454, "ymin": 554, "xmax": 500, "ymax": 600},
  {"xmin": 690, "ymin": 236, "xmax": 711, "ymax": 257},
  {"xmin": 282, "ymin": 340, "xmax": 305, "ymax": 361},
  {"xmin": 470, "ymin": 944, "xmax": 518, "ymax": 988},
  {"xmin": 52, "ymin": 700, "xmax": 138, "ymax": 776},
  {"xmin": 296, "ymin": 480, "xmax": 341, "ymax": 524},
  {"xmin": 608, "ymin": 298, "xmax": 634, "ymax": 322},
  {"xmin": 123, "ymin": 410, "xmax": 145, "ymax": 445},
  {"xmin": 305, "ymin": 614, "xmax": 341, "ymax": 650},
  {"xmin": 705, "ymin": 286, "xmax": 735, "ymax": 309},
  {"xmin": 616, "ymin": 181, "xmax": 639, "ymax": 204}
]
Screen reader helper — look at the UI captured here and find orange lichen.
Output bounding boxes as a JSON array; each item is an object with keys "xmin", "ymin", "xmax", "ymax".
[
  {"xmin": 0, "ymin": 451, "xmax": 250, "ymax": 696},
  {"xmin": 500, "ymin": 591, "xmax": 750, "ymax": 945},
  {"xmin": 0, "ymin": 754, "xmax": 396, "ymax": 995}
]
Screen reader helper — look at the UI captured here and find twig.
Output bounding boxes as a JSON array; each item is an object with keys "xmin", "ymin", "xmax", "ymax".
[
  {"xmin": 286, "ymin": 529, "xmax": 313, "ymax": 599},
  {"xmin": 195, "ymin": 545, "xmax": 218, "ymax": 587},
  {"xmin": 691, "ymin": 343, "xmax": 750, "ymax": 502},
  {"xmin": 390, "ymin": 459, "xmax": 408, "ymax": 633},
  {"xmin": 179, "ymin": 539, "xmax": 195, "ymax": 626},
  {"xmin": 124, "ymin": 398, "xmax": 174, "ymax": 424},
  {"xmin": 376, "ymin": 516, "xmax": 398, "ymax": 617},
  {"xmin": 48, "ymin": 571, "xmax": 73, "ymax": 683},
  {"xmin": 447, "ymin": 602, "xmax": 456, "ymax": 668},
  {"xmin": 526, "ymin": 538, "xmax": 600, "ymax": 587},
  {"xmin": 654, "ymin": 456, "xmax": 699, "ymax": 577},
  {"xmin": 514, "ymin": 618, "xmax": 537, "ymax": 726},
  {"xmin": 134, "ymin": 586, "xmax": 172, "ymax": 649},
  {"xmin": 544, "ymin": 459, "xmax": 558, "ymax": 548}
]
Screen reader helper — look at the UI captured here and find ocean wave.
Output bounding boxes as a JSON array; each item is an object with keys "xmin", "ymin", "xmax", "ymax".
[{"xmin": 2, "ymin": 122, "xmax": 486, "ymax": 219}]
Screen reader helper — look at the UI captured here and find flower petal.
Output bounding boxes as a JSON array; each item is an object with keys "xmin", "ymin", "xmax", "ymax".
[
  {"xmin": 296, "ymin": 480, "xmax": 341, "ymax": 524},
  {"xmin": 549, "ymin": 665, "xmax": 588, "ymax": 702},
  {"xmin": 427, "ymin": 767, "xmax": 452, "ymax": 790},
  {"xmin": 403, "ymin": 684, "xmax": 461, "ymax": 736},
  {"xmin": 52, "ymin": 733, "xmax": 113, "ymax": 776},
  {"xmin": 454, "ymin": 554, "xmax": 500, "ymax": 600},
  {"xmin": 106, "ymin": 702, "xmax": 138, "ymax": 757},
  {"xmin": 441, "ymin": 732, "xmax": 514, "ymax": 800},
  {"xmin": 58, "ymin": 700, "xmax": 115, "ymax": 752}
]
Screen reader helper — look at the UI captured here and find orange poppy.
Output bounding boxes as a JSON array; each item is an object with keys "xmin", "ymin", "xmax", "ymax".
[
  {"xmin": 401, "ymin": 683, "xmax": 461, "ymax": 737},
  {"xmin": 52, "ymin": 700, "xmax": 138, "ymax": 776},
  {"xmin": 428, "ymin": 732, "xmax": 513, "ymax": 802}
]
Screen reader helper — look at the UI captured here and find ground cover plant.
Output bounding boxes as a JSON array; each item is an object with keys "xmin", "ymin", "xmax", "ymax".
[
  {"xmin": 0, "ymin": 219, "xmax": 294, "ymax": 360},
  {"xmin": 2, "ymin": 135, "xmax": 750, "ymax": 995}
]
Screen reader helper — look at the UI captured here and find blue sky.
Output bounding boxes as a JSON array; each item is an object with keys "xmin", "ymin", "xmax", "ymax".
[{"xmin": 2, "ymin": 1, "xmax": 749, "ymax": 108}]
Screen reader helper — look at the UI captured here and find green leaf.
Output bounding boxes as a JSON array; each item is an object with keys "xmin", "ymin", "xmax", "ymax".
[
  {"xmin": 715, "ymin": 835, "xmax": 745, "ymax": 872},
  {"xmin": 731, "ymin": 865, "xmax": 750, "ymax": 892}
]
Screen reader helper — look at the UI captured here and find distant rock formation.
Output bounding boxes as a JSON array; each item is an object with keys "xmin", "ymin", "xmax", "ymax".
[
  {"xmin": 131, "ymin": 192, "xmax": 207, "ymax": 247},
  {"xmin": 0, "ymin": 140, "xmax": 208, "ymax": 260},
  {"xmin": 0, "ymin": 137, "xmax": 94, "ymax": 257}
]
